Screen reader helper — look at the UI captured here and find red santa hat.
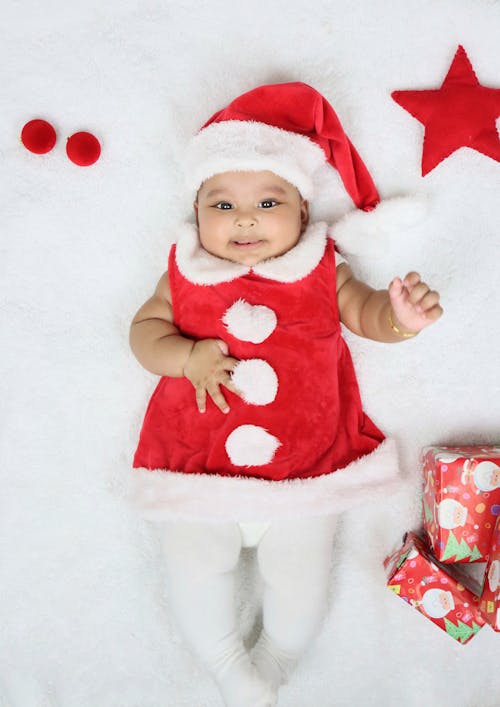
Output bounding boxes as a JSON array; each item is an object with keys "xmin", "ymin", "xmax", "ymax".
[{"xmin": 184, "ymin": 81, "xmax": 425, "ymax": 257}]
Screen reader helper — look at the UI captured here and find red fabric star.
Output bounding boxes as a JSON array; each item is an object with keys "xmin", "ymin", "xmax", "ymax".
[{"xmin": 392, "ymin": 45, "xmax": 500, "ymax": 175}]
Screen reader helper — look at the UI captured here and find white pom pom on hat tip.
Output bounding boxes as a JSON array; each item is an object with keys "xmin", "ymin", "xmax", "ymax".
[{"xmin": 330, "ymin": 194, "xmax": 428, "ymax": 258}]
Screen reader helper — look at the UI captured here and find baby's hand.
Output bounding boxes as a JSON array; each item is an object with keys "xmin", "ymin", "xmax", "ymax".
[
  {"xmin": 388, "ymin": 272, "xmax": 443, "ymax": 335},
  {"xmin": 183, "ymin": 339, "xmax": 241, "ymax": 414}
]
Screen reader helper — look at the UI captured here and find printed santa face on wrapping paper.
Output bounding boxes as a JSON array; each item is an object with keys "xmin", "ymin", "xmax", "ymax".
[
  {"xmin": 421, "ymin": 588, "xmax": 455, "ymax": 618},
  {"xmin": 422, "ymin": 446, "xmax": 500, "ymax": 563},
  {"xmin": 437, "ymin": 498, "xmax": 468, "ymax": 530},
  {"xmin": 473, "ymin": 462, "xmax": 500, "ymax": 492},
  {"xmin": 488, "ymin": 560, "xmax": 500, "ymax": 592},
  {"xmin": 479, "ymin": 517, "xmax": 500, "ymax": 631}
]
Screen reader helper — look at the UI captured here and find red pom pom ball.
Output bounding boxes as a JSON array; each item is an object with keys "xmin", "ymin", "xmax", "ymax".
[
  {"xmin": 21, "ymin": 119, "xmax": 57, "ymax": 154},
  {"xmin": 66, "ymin": 131, "xmax": 101, "ymax": 166}
]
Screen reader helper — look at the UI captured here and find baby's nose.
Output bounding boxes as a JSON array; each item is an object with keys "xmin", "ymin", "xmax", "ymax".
[{"xmin": 235, "ymin": 211, "xmax": 257, "ymax": 226}]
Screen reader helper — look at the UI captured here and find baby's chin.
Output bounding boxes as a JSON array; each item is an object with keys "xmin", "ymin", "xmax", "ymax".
[
  {"xmin": 201, "ymin": 237, "xmax": 301, "ymax": 266},
  {"xmin": 204, "ymin": 242, "xmax": 271, "ymax": 266},
  {"xmin": 225, "ymin": 252, "xmax": 268, "ymax": 266}
]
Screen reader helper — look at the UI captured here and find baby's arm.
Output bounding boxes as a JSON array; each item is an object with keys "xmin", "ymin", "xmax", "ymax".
[
  {"xmin": 129, "ymin": 272, "xmax": 241, "ymax": 413},
  {"xmin": 336, "ymin": 264, "xmax": 443, "ymax": 342},
  {"xmin": 129, "ymin": 271, "xmax": 195, "ymax": 376}
]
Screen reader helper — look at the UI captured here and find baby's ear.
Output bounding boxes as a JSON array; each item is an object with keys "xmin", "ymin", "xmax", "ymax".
[
  {"xmin": 193, "ymin": 201, "xmax": 199, "ymax": 224},
  {"xmin": 300, "ymin": 199, "xmax": 309, "ymax": 228}
]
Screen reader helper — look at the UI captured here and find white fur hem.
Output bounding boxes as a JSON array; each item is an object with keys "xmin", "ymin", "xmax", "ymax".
[{"xmin": 127, "ymin": 438, "xmax": 402, "ymax": 523}]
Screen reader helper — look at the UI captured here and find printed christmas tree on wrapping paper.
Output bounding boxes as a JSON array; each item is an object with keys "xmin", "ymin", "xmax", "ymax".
[
  {"xmin": 423, "ymin": 498, "xmax": 434, "ymax": 525},
  {"xmin": 441, "ymin": 531, "xmax": 483, "ymax": 562},
  {"xmin": 444, "ymin": 618, "xmax": 483, "ymax": 643}
]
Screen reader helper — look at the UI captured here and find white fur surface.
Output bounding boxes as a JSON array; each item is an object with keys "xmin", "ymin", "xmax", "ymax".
[{"xmin": 1, "ymin": 1, "xmax": 500, "ymax": 706}]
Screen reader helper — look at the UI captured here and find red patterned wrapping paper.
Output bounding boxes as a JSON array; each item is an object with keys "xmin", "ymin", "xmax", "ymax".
[
  {"xmin": 422, "ymin": 446, "xmax": 500, "ymax": 563},
  {"xmin": 479, "ymin": 516, "xmax": 500, "ymax": 631},
  {"xmin": 384, "ymin": 531, "xmax": 485, "ymax": 644}
]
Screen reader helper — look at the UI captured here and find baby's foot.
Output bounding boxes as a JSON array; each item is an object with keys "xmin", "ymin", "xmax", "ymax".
[
  {"xmin": 250, "ymin": 630, "xmax": 299, "ymax": 692},
  {"xmin": 216, "ymin": 663, "xmax": 278, "ymax": 707},
  {"xmin": 211, "ymin": 641, "xmax": 278, "ymax": 707}
]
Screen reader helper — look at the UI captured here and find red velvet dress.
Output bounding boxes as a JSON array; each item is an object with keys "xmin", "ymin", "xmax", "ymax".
[{"xmin": 133, "ymin": 222, "xmax": 386, "ymax": 486}]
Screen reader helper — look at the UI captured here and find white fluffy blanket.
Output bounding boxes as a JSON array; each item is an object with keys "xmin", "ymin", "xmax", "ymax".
[{"xmin": 1, "ymin": 1, "xmax": 500, "ymax": 705}]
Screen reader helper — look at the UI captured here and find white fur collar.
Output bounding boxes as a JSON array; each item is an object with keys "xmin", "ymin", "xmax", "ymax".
[{"xmin": 174, "ymin": 221, "xmax": 329, "ymax": 285}]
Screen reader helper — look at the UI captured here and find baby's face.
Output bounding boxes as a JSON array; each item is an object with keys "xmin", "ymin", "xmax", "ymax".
[{"xmin": 194, "ymin": 170, "xmax": 309, "ymax": 266}]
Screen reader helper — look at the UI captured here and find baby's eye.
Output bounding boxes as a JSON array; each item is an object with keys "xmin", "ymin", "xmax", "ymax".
[
  {"xmin": 259, "ymin": 200, "xmax": 278, "ymax": 209},
  {"xmin": 214, "ymin": 202, "xmax": 233, "ymax": 210}
]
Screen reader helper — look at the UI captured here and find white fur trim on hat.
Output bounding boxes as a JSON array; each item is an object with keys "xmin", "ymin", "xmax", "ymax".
[
  {"xmin": 230, "ymin": 359, "xmax": 279, "ymax": 406},
  {"xmin": 127, "ymin": 438, "xmax": 402, "ymax": 522},
  {"xmin": 222, "ymin": 299, "xmax": 277, "ymax": 343},
  {"xmin": 329, "ymin": 195, "xmax": 428, "ymax": 258},
  {"xmin": 185, "ymin": 120, "xmax": 326, "ymax": 199}
]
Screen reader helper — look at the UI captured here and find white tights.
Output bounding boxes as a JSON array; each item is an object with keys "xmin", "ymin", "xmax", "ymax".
[{"xmin": 159, "ymin": 514, "xmax": 338, "ymax": 707}]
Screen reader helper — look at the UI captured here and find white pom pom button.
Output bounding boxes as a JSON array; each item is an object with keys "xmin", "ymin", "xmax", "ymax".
[
  {"xmin": 231, "ymin": 359, "xmax": 278, "ymax": 406},
  {"xmin": 225, "ymin": 425, "xmax": 281, "ymax": 467},
  {"xmin": 222, "ymin": 299, "xmax": 277, "ymax": 343}
]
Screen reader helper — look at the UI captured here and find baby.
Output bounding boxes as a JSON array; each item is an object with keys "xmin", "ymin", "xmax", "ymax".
[{"xmin": 129, "ymin": 82, "xmax": 442, "ymax": 707}]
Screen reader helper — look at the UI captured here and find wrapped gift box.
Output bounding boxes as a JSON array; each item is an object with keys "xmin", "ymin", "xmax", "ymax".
[
  {"xmin": 384, "ymin": 531, "xmax": 485, "ymax": 644},
  {"xmin": 479, "ymin": 516, "xmax": 500, "ymax": 631},
  {"xmin": 422, "ymin": 445, "xmax": 500, "ymax": 563}
]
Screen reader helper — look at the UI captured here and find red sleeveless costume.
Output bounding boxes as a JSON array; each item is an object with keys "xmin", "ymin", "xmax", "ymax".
[{"xmin": 131, "ymin": 222, "xmax": 401, "ymax": 522}]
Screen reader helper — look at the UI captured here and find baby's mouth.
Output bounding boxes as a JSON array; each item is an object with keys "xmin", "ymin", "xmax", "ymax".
[{"xmin": 231, "ymin": 239, "xmax": 264, "ymax": 249}]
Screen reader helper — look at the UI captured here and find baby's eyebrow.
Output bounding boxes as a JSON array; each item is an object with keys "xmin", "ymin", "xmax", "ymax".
[
  {"xmin": 203, "ymin": 185, "xmax": 288, "ymax": 199},
  {"xmin": 260, "ymin": 186, "xmax": 287, "ymax": 196},
  {"xmin": 204, "ymin": 188, "xmax": 228, "ymax": 199}
]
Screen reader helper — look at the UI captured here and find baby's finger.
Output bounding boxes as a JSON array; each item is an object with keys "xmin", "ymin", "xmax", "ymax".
[
  {"xmin": 417, "ymin": 290, "xmax": 440, "ymax": 313},
  {"xmin": 223, "ymin": 376, "xmax": 244, "ymax": 397},
  {"xmin": 207, "ymin": 382, "xmax": 230, "ymax": 414},
  {"xmin": 221, "ymin": 356, "xmax": 240, "ymax": 372},
  {"xmin": 195, "ymin": 387, "xmax": 207, "ymax": 414},
  {"xmin": 408, "ymin": 282, "xmax": 430, "ymax": 306},
  {"xmin": 403, "ymin": 272, "xmax": 421, "ymax": 289},
  {"xmin": 388, "ymin": 277, "xmax": 407, "ymax": 302},
  {"xmin": 215, "ymin": 339, "xmax": 229, "ymax": 355},
  {"xmin": 423, "ymin": 304, "xmax": 444, "ymax": 322}
]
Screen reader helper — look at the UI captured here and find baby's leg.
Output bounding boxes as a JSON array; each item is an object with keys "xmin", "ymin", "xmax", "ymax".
[
  {"xmin": 160, "ymin": 520, "xmax": 277, "ymax": 707},
  {"xmin": 252, "ymin": 514, "xmax": 338, "ymax": 690}
]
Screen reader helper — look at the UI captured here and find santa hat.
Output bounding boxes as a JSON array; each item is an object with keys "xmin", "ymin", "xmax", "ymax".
[{"xmin": 184, "ymin": 81, "xmax": 425, "ymax": 257}]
